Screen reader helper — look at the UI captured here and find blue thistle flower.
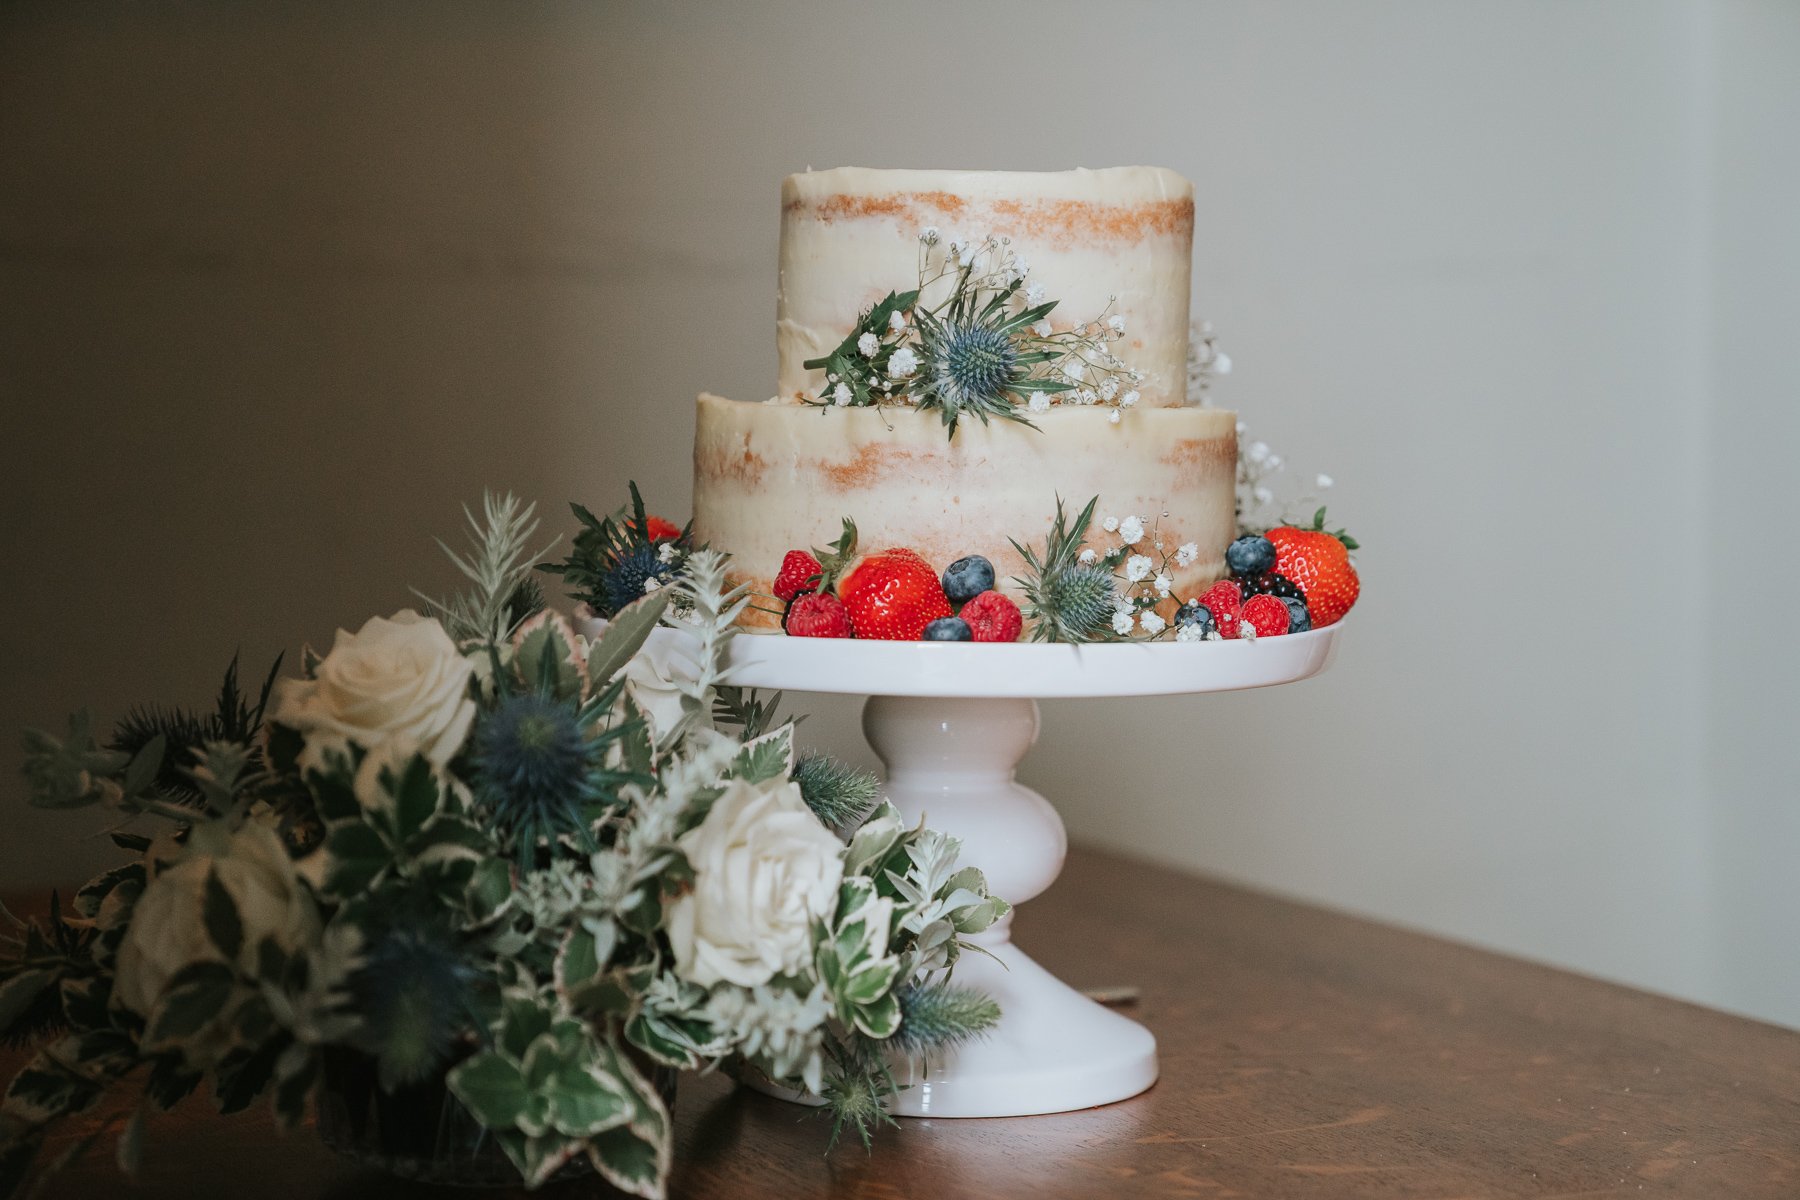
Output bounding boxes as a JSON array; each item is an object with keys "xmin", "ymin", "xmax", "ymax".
[
  {"xmin": 601, "ymin": 544, "xmax": 673, "ymax": 614},
  {"xmin": 928, "ymin": 322, "xmax": 1017, "ymax": 413},
  {"xmin": 471, "ymin": 694, "xmax": 600, "ymax": 864},
  {"xmin": 350, "ymin": 925, "xmax": 478, "ymax": 1091}
]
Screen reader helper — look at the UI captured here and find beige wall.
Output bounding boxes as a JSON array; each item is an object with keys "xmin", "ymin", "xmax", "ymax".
[{"xmin": 2, "ymin": 2, "xmax": 1794, "ymax": 1025}]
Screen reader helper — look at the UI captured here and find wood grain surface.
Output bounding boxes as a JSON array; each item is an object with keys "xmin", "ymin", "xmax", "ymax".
[{"xmin": 5, "ymin": 849, "xmax": 1797, "ymax": 1198}]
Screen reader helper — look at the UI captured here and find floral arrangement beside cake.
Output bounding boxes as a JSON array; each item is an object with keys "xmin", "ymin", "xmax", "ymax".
[
  {"xmin": 690, "ymin": 166, "xmax": 1362, "ymax": 641},
  {"xmin": 0, "ymin": 492, "xmax": 1009, "ymax": 1199}
]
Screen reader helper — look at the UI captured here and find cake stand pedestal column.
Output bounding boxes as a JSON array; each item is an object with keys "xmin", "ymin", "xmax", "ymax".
[
  {"xmin": 860, "ymin": 694, "xmax": 1156, "ymax": 1116},
  {"xmin": 665, "ymin": 627, "xmax": 1342, "ymax": 1119}
]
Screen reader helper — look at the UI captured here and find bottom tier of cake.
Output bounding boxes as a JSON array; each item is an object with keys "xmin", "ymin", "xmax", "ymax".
[{"xmin": 691, "ymin": 393, "xmax": 1238, "ymax": 630}]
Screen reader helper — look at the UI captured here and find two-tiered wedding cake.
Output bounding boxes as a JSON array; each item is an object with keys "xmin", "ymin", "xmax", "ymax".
[{"xmin": 692, "ymin": 166, "xmax": 1237, "ymax": 629}]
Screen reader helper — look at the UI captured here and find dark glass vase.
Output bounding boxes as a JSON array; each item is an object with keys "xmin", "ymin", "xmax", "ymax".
[{"xmin": 315, "ymin": 1050, "xmax": 585, "ymax": 1188}]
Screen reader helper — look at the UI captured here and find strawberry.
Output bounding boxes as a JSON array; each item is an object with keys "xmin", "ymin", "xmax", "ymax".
[
  {"xmin": 629, "ymin": 515, "xmax": 682, "ymax": 542},
  {"xmin": 838, "ymin": 547, "xmax": 953, "ymax": 640},
  {"xmin": 1196, "ymin": 580, "xmax": 1244, "ymax": 639},
  {"xmin": 786, "ymin": 592, "xmax": 853, "ymax": 638},
  {"xmin": 959, "ymin": 590, "xmax": 1023, "ymax": 643},
  {"xmin": 1241, "ymin": 593, "xmax": 1292, "ymax": 638},
  {"xmin": 1265, "ymin": 508, "xmax": 1360, "ymax": 627},
  {"xmin": 774, "ymin": 550, "xmax": 823, "ymax": 602}
]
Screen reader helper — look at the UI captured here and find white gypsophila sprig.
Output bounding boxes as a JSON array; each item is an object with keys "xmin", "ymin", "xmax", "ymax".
[
  {"xmin": 414, "ymin": 492, "xmax": 559, "ymax": 648},
  {"xmin": 1186, "ymin": 319, "xmax": 1232, "ymax": 406},
  {"xmin": 1233, "ymin": 418, "xmax": 1339, "ymax": 536}
]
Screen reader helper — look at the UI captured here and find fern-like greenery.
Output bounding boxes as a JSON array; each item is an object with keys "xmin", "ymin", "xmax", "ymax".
[
  {"xmin": 416, "ymin": 492, "xmax": 556, "ymax": 647},
  {"xmin": 712, "ymin": 686, "xmax": 790, "ymax": 740},
  {"xmin": 793, "ymin": 754, "xmax": 881, "ymax": 831}
]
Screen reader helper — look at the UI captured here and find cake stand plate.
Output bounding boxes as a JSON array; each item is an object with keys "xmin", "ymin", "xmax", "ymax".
[{"xmin": 657, "ymin": 625, "xmax": 1343, "ymax": 1117}]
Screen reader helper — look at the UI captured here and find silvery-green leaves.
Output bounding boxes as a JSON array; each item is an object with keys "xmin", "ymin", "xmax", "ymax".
[{"xmin": 19, "ymin": 711, "xmax": 138, "ymax": 811}]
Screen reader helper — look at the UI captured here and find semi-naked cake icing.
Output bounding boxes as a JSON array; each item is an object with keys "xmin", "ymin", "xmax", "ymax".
[{"xmin": 694, "ymin": 166, "xmax": 1238, "ymax": 631}]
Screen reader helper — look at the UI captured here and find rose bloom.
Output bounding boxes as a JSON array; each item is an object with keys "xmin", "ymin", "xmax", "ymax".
[
  {"xmin": 667, "ymin": 778, "xmax": 844, "ymax": 988},
  {"xmin": 114, "ymin": 820, "xmax": 321, "ymax": 1057},
  {"xmin": 618, "ymin": 635, "xmax": 696, "ymax": 744},
  {"xmin": 269, "ymin": 610, "xmax": 476, "ymax": 772}
]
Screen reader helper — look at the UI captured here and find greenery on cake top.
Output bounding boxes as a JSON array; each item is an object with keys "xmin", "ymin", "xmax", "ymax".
[{"xmin": 802, "ymin": 230, "xmax": 1143, "ymax": 437}]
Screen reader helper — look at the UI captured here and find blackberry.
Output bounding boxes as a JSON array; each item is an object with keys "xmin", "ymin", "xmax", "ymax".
[
  {"xmin": 1280, "ymin": 596, "xmax": 1312, "ymax": 633},
  {"xmin": 1234, "ymin": 571, "xmax": 1305, "ymax": 605}
]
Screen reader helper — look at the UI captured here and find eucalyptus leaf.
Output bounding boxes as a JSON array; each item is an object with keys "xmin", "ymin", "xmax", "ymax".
[{"xmin": 587, "ymin": 590, "xmax": 672, "ymax": 689}]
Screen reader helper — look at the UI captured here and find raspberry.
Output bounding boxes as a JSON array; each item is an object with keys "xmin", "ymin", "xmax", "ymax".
[
  {"xmin": 958, "ymin": 590, "xmax": 1023, "ymax": 643},
  {"xmin": 785, "ymin": 592, "xmax": 853, "ymax": 638},
  {"xmin": 1196, "ymin": 580, "xmax": 1244, "ymax": 639},
  {"xmin": 1241, "ymin": 593, "xmax": 1292, "ymax": 638},
  {"xmin": 773, "ymin": 550, "xmax": 823, "ymax": 602}
]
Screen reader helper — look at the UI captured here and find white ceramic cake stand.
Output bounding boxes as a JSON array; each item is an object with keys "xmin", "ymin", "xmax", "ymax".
[{"xmin": 701, "ymin": 625, "xmax": 1343, "ymax": 1118}]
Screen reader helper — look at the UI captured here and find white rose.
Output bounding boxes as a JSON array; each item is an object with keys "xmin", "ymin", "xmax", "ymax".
[
  {"xmin": 617, "ymin": 636, "xmax": 696, "ymax": 743},
  {"xmin": 114, "ymin": 821, "xmax": 321, "ymax": 1047},
  {"xmin": 269, "ymin": 610, "xmax": 476, "ymax": 772},
  {"xmin": 667, "ymin": 778, "xmax": 844, "ymax": 988}
]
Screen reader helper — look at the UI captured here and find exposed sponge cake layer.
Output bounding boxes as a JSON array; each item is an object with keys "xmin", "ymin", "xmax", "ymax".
[{"xmin": 693, "ymin": 392, "xmax": 1236, "ymax": 629}]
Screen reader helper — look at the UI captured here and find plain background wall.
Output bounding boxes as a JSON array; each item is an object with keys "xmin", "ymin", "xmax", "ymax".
[{"xmin": 2, "ymin": 2, "xmax": 1795, "ymax": 1026}]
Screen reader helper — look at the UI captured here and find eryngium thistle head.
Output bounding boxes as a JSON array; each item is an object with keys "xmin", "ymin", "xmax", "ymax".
[
  {"xmin": 472, "ymin": 694, "xmax": 594, "ymax": 863},
  {"xmin": 350, "ymin": 926, "xmax": 477, "ymax": 1091},
  {"xmin": 1035, "ymin": 564, "xmax": 1114, "ymax": 642},
  {"xmin": 928, "ymin": 322, "xmax": 1017, "ymax": 412},
  {"xmin": 601, "ymin": 544, "xmax": 672, "ymax": 615}
]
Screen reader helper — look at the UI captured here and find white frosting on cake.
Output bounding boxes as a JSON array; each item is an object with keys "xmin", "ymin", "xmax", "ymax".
[{"xmin": 778, "ymin": 167, "xmax": 1195, "ymax": 407}]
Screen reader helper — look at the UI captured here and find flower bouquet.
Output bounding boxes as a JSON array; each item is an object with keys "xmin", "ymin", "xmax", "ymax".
[{"xmin": 0, "ymin": 491, "xmax": 1008, "ymax": 1198}]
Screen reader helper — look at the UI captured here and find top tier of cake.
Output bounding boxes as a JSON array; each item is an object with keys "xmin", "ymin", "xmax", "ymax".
[{"xmin": 777, "ymin": 166, "xmax": 1195, "ymax": 407}]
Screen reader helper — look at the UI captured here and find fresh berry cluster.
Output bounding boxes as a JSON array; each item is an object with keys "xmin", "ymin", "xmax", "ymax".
[
  {"xmin": 774, "ymin": 531, "xmax": 1022, "ymax": 642},
  {"xmin": 1180, "ymin": 518, "xmax": 1358, "ymax": 640}
]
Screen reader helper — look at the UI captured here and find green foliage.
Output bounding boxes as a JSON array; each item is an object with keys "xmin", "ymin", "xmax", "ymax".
[
  {"xmin": 540, "ymin": 483, "xmax": 694, "ymax": 619},
  {"xmin": 1304, "ymin": 505, "xmax": 1361, "ymax": 550},
  {"xmin": 1011, "ymin": 494, "xmax": 1115, "ymax": 643},
  {"xmin": 793, "ymin": 754, "xmax": 880, "ymax": 831},
  {"xmin": 711, "ymin": 687, "xmax": 788, "ymax": 740},
  {"xmin": 109, "ymin": 655, "xmax": 281, "ymax": 805}
]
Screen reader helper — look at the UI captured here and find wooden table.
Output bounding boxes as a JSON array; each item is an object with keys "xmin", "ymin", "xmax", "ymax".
[{"xmin": 6, "ymin": 850, "xmax": 1798, "ymax": 1198}]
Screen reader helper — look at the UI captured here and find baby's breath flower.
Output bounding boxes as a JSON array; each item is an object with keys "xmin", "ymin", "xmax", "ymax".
[
  {"xmin": 1062, "ymin": 359, "xmax": 1085, "ymax": 383},
  {"xmin": 887, "ymin": 346, "xmax": 919, "ymax": 378},
  {"xmin": 1108, "ymin": 410, "xmax": 1121, "ymax": 424},
  {"xmin": 1213, "ymin": 352, "xmax": 1232, "ymax": 374},
  {"xmin": 657, "ymin": 542, "xmax": 678, "ymax": 563},
  {"xmin": 1078, "ymin": 548, "xmax": 1098, "ymax": 565},
  {"xmin": 1125, "ymin": 554, "xmax": 1152, "ymax": 583},
  {"xmin": 1032, "ymin": 319, "xmax": 1052, "ymax": 338},
  {"xmin": 1027, "ymin": 391, "xmax": 1051, "ymax": 413},
  {"xmin": 1099, "ymin": 379, "xmax": 1119, "ymax": 402},
  {"xmin": 1248, "ymin": 441, "xmax": 1270, "ymax": 464},
  {"xmin": 1118, "ymin": 516, "xmax": 1145, "ymax": 545},
  {"xmin": 857, "ymin": 332, "xmax": 879, "ymax": 358},
  {"xmin": 1025, "ymin": 284, "xmax": 1046, "ymax": 304},
  {"xmin": 1121, "ymin": 390, "xmax": 1140, "ymax": 407},
  {"xmin": 832, "ymin": 382, "xmax": 852, "ymax": 406},
  {"xmin": 888, "ymin": 310, "xmax": 907, "ymax": 334},
  {"xmin": 1101, "ymin": 516, "xmax": 1120, "ymax": 533},
  {"xmin": 1111, "ymin": 610, "xmax": 1135, "ymax": 636},
  {"xmin": 921, "ymin": 226, "xmax": 940, "ymax": 244},
  {"xmin": 1153, "ymin": 571, "xmax": 1173, "ymax": 596},
  {"xmin": 1107, "ymin": 314, "xmax": 1126, "ymax": 335},
  {"xmin": 1139, "ymin": 610, "xmax": 1166, "ymax": 636},
  {"xmin": 1175, "ymin": 542, "xmax": 1199, "ymax": 566},
  {"xmin": 1176, "ymin": 623, "xmax": 1204, "ymax": 643},
  {"xmin": 1317, "ymin": 473, "xmax": 1335, "ymax": 489},
  {"xmin": 643, "ymin": 577, "xmax": 662, "ymax": 594},
  {"xmin": 1253, "ymin": 485, "xmax": 1274, "ymax": 505}
]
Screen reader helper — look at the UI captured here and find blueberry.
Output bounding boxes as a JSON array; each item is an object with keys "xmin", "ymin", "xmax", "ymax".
[
  {"xmin": 1280, "ymin": 596, "xmax": 1311, "ymax": 633},
  {"xmin": 1225, "ymin": 535, "xmax": 1277, "ymax": 576},
  {"xmin": 941, "ymin": 555, "xmax": 996, "ymax": 604},
  {"xmin": 923, "ymin": 616, "xmax": 973, "ymax": 641},
  {"xmin": 1175, "ymin": 601, "xmax": 1216, "ymax": 636}
]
